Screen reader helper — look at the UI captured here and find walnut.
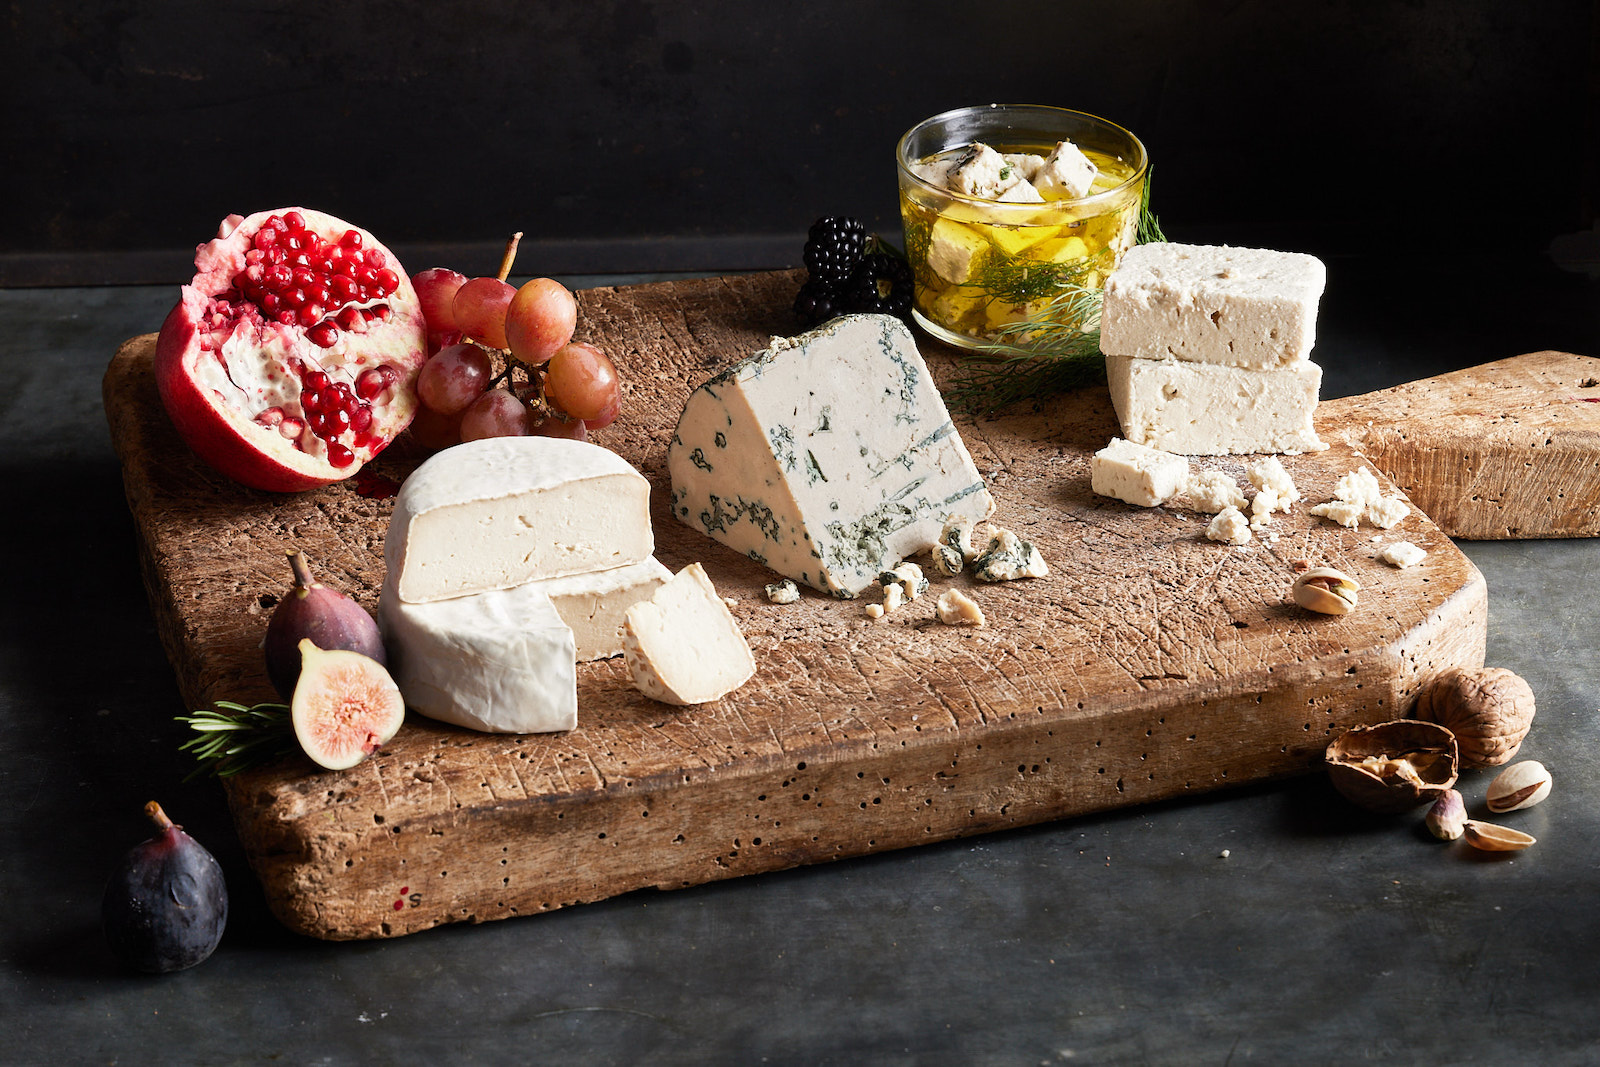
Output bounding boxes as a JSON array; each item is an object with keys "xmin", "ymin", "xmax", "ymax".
[
  {"xmin": 1325, "ymin": 720, "xmax": 1459, "ymax": 813},
  {"xmin": 1413, "ymin": 667, "xmax": 1535, "ymax": 768}
]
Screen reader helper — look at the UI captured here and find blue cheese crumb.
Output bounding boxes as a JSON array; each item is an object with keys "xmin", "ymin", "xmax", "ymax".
[
  {"xmin": 972, "ymin": 528, "xmax": 1049, "ymax": 581},
  {"xmin": 764, "ymin": 579, "xmax": 801, "ymax": 604}
]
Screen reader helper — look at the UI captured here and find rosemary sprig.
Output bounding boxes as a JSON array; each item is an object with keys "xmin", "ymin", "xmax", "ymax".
[
  {"xmin": 944, "ymin": 167, "xmax": 1168, "ymax": 416},
  {"xmin": 176, "ymin": 700, "xmax": 299, "ymax": 780}
]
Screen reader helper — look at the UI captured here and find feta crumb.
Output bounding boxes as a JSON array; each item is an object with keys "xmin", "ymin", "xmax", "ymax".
[
  {"xmin": 935, "ymin": 588, "xmax": 986, "ymax": 628},
  {"xmin": 764, "ymin": 579, "xmax": 800, "ymax": 605},
  {"xmin": 1366, "ymin": 495, "xmax": 1410, "ymax": 530},
  {"xmin": 865, "ymin": 603, "xmax": 886, "ymax": 620},
  {"xmin": 1309, "ymin": 499, "xmax": 1366, "ymax": 528},
  {"xmin": 722, "ymin": 597, "xmax": 739, "ymax": 608},
  {"xmin": 1332, "ymin": 467, "xmax": 1382, "ymax": 508},
  {"xmin": 1185, "ymin": 470, "xmax": 1247, "ymax": 514},
  {"xmin": 1206, "ymin": 507, "xmax": 1252, "ymax": 546},
  {"xmin": 1247, "ymin": 456, "xmax": 1300, "ymax": 505},
  {"xmin": 1380, "ymin": 541, "xmax": 1427, "ymax": 568}
]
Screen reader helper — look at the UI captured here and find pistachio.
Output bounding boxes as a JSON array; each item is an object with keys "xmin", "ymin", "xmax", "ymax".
[
  {"xmin": 1485, "ymin": 760, "xmax": 1552, "ymax": 812},
  {"xmin": 1425, "ymin": 789, "xmax": 1467, "ymax": 840},
  {"xmin": 1462, "ymin": 820, "xmax": 1536, "ymax": 852},
  {"xmin": 1292, "ymin": 567, "xmax": 1360, "ymax": 615}
]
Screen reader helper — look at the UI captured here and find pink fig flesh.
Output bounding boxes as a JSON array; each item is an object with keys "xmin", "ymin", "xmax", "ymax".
[{"xmin": 291, "ymin": 640, "xmax": 405, "ymax": 770}]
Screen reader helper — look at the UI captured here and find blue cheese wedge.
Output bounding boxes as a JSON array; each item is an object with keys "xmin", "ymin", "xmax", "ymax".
[
  {"xmin": 668, "ymin": 314, "xmax": 995, "ymax": 597},
  {"xmin": 624, "ymin": 563, "xmax": 756, "ymax": 705},
  {"xmin": 378, "ymin": 579, "xmax": 577, "ymax": 734},
  {"xmin": 386, "ymin": 436, "xmax": 654, "ymax": 604}
]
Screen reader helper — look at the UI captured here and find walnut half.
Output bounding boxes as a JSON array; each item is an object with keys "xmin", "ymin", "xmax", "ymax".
[{"xmin": 1413, "ymin": 667, "xmax": 1536, "ymax": 768}]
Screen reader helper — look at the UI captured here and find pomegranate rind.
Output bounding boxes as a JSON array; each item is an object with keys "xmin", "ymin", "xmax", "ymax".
[
  {"xmin": 290, "ymin": 642, "xmax": 406, "ymax": 771},
  {"xmin": 154, "ymin": 207, "xmax": 428, "ymax": 493}
]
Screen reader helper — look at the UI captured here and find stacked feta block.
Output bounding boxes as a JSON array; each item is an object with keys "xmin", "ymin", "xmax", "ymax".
[
  {"xmin": 1100, "ymin": 243, "xmax": 1329, "ymax": 455},
  {"xmin": 379, "ymin": 437, "xmax": 672, "ymax": 733}
]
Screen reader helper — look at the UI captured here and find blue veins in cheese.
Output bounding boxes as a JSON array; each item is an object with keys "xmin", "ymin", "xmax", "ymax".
[{"xmin": 667, "ymin": 314, "xmax": 995, "ymax": 598}]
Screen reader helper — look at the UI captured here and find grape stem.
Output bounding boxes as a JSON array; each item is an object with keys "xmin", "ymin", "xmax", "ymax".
[{"xmin": 496, "ymin": 232, "xmax": 523, "ymax": 283}]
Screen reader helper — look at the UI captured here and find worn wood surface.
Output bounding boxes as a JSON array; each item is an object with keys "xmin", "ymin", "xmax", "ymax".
[
  {"xmin": 105, "ymin": 270, "xmax": 1491, "ymax": 941},
  {"xmin": 1319, "ymin": 351, "xmax": 1600, "ymax": 539}
]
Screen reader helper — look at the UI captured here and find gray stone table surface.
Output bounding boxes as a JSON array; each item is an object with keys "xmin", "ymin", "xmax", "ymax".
[{"xmin": 2, "ymin": 256, "xmax": 1599, "ymax": 1066}]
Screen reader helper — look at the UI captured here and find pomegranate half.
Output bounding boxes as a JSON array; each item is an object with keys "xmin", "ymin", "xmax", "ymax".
[{"xmin": 155, "ymin": 208, "xmax": 428, "ymax": 492}]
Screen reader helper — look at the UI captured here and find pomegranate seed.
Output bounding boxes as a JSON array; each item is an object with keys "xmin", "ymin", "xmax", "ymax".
[
  {"xmin": 245, "ymin": 248, "xmax": 265, "ymax": 265},
  {"xmin": 276, "ymin": 310, "xmax": 297, "ymax": 326},
  {"xmin": 254, "ymin": 228, "xmax": 279, "ymax": 249},
  {"xmin": 346, "ymin": 250, "xmax": 365, "ymax": 268},
  {"xmin": 279, "ymin": 417, "xmax": 304, "ymax": 440},
  {"xmin": 307, "ymin": 322, "xmax": 339, "ymax": 348},
  {"xmin": 283, "ymin": 288, "xmax": 306, "ymax": 310},
  {"xmin": 308, "ymin": 411, "xmax": 329, "ymax": 435},
  {"xmin": 331, "ymin": 275, "xmax": 358, "ymax": 301},
  {"xmin": 304, "ymin": 369, "xmax": 330, "ymax": 390},
  {"xmin": 327, "ymin": 443, "xmax": 356, "ymax": 468},
  {"xmin": 350, "ymin": 405, "xmax": 373, "ymax": 433},
  {"xmin": 254, "ymin": 407, "xmax": 285, "ymax": 428},
  {"xmin": 299, "ymin": 305, "xmax": 323, "ymax": 327},
  {"xmin": 359, "ymin": 266, "xmax": 380, "ymax": 287},
  {"xmin": 261, "ymin": 292, "xmax": 281, "ymax": 314},
  {"xmin": 265, "ymin": 264, "xmax": 291, "ymax": 288},
  {"xmin": 284, "ymin": 233, "xmax": 304, "ymax": 252},
  {"xmin": 375, "ymin": 268, "xmax": 399, "ymax": 293},
  {"xmin": 372, "ymin": 304, "xmax": 392, "ymax": 322},
  {"xmin": 378, "ymin": 364, "xmax": 400, "ymax": 387},
  {"xmin": 283, "ymin": 210, "xmax": 306, "ymax": 231},
  {"xmin": 355, "ymin": 367, "xmax": 387, "ymax": 400},
  {"xmin": 307, "ymin": 283, "xmax": 330, "ymax": 306},
  {"xmin": 326, "ymin": 408, "xmax": 352, "ymax": 433},
  {"xmin": 289, "ymin": 252, "xmax": 310, "ymax": 268},
  {"xmin": 365, "ymin": 249, "xmax": 386, "ymax": 270},
  {"xmin": 335, "ymin": 259, "xmax": 357, "ymax": 278},
  {"xmin": 303, "ymin": 389, "xmax": 324, "ymax": 413},
  {"xmin": 263, "ymin": 214, "xmax": 284, "ymax": 232},
  {"xmin": 340, "ymin": 230, "xmax": 363, "ymax": 250},
  {"xmin": 291, "ymin": 266, "xmax": 313, "ymax": 288},
  {"xmin": 336, "ymin": 307, "xmax": 362, "ymax": 331}
]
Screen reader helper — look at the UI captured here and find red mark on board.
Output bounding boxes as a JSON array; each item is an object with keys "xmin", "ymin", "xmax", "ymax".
[{"xmin": 353, "ymin": 469, "xmax": 401, "ymax": 498}]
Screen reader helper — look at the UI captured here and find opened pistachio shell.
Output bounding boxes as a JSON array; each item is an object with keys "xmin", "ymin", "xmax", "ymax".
[
  {"xmin": 1293, "ymin": 567, "xmax": 1360, "ymax": 615},
  {"xmin": 1325, "ymin": 719, "xmax": 1459, "ymax": 813},
  {"xmin": 1462, "ymin": 820, "xmax": 1536, "ymax": 852}
]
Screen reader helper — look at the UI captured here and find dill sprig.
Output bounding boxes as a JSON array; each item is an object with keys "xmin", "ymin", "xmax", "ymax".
[
  {"xmin": 944, "ymin": 167, "xmax": 1168, "ymax": 416},
  {"xmin": 176, "ymin": 700, "xmax": 299, "ymax": 780}
]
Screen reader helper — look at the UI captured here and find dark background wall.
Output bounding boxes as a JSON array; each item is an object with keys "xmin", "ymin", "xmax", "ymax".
[{"xmin": 2, "ymin": 0, "xmax": 1595, "ymax": 286}]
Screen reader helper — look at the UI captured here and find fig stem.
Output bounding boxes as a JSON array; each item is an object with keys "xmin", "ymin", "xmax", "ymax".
[
  {"xmin": 144, "ymin": 800, "xmax": 174, "ymax": 833},
  {"xmin": 496, "ymin": 232, "xmax": 523, "ymax": 282},
  {"xmin": 286, "ymin": 550, "xmax": 316, "ymax": 592}
]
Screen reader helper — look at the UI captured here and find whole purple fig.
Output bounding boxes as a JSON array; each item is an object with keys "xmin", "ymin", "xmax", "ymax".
[
  {"xmin": 102, "ymin": 802, "xmax": 228, "ymax": 973},
  {"xmin": 264, "ymin": 550, "xmax": 386, "ymax": 699}
]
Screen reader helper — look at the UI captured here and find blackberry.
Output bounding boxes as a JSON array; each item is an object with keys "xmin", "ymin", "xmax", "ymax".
[
  {"xmin": 793, "ymin": 278, "xmax": 844, "ymax": 326},
  {"xmin": 803, "ymin": 216, "xmax": 867, "ymax": 285},
  {"xmin": 842, "ymin": 253, "xmax": 914, "ymax": 320}
]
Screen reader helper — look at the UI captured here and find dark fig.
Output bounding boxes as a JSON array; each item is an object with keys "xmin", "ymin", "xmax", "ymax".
[
  {"xmin": 102, "ymin": 801, "xmax": 228, "ymax": 973},
  {"xmin": 292, "ymin": 640, "xmax": 406, "ymax": 770},
  {"xmin": 265, "ymin": 550, "xmax": 385, "ymax": 699}
]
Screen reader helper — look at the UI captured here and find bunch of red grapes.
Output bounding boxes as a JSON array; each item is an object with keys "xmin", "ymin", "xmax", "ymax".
[{"xmin": 406, "ymin": 258, "xmax": 621, "ymax": 450}]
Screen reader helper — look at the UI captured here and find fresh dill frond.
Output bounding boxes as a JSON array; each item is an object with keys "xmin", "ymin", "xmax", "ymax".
[
  {"xmin": 1137, "ymin": 166, "xmax": 1166, "ymax": 245},
  {"xmin": 176, "ymin": 700, "xmax": 299, "ymax": 779}
]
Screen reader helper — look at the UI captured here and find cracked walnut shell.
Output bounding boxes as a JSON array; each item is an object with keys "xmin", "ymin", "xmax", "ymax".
[
  {"xmin": 1325, "ymin": 720, "xmax": 1459, "ymax": 813},
  {"xmin": 1414, "ymin": 667, "xmax": 1535, "ymax": 768}
]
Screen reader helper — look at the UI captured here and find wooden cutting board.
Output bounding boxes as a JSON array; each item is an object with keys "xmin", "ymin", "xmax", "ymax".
[{"xmin": 108, "ymin": 269, "xmax": 1589, "ymax": 941}]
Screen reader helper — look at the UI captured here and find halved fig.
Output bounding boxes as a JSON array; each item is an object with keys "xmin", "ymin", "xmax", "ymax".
[{"xmin": 291, "ymin": 639, "xmax": 405, "ymax": 770}]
